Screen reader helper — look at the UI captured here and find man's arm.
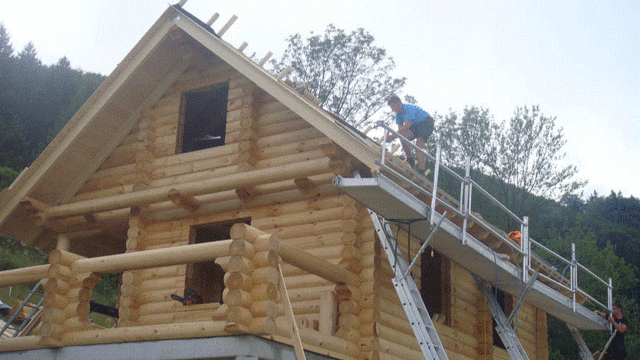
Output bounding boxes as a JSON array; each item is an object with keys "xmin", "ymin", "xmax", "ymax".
[
  {"xmin": 386, "ymin": 120, "xmax": 413, "ymax": 141},
  {"xmin": 595, "ymin": 311, "xmax": 628, "ymax": 334},
  {"xmin": 609, "ymin": 316, "xmax": 628, "ymax": 334}
]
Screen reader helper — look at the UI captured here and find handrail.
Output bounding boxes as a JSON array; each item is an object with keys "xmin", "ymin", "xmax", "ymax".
[
  {"xmin": 468, "ymin": 178, "xmax": 523, "ymax": 225},
  {"xmin": 578, "ymin": 262, "xmax": 611, "ymax": 288},
  {"xmin": 376, "ymin": 122, "xmax": 613, "ymax": 313},
  {"xmin": 529, "ymin": 238, "xmax": 572, "ymax": 267}
]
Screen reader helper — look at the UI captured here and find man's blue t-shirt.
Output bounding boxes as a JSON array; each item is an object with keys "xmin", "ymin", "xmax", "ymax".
[{"xmin": 395, "ymin": 104, "xmax": 430, "ymax": 126}]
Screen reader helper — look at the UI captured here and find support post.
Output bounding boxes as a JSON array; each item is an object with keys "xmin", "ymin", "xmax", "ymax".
[
  {"xmin": 460, "ymin": 156, "xmax": 471, "ymax": 244},
  {"xmin": 380, "ymin": 122, "xmax": 387, "ymax": 166},
  {"xmin": 608, "ymin": 277, "xmax": 613, "ymax": 312},
  {"xmin": 521, "ymin": 216, "xmax": 530, "ymax": 283},
  {"xmin": 571, "ymin": 243, "xmax": 577, "ymax": 312},
  {"xmin": 56, "ymin": 235, "xmax": 70, "ymax": 251},
  {"xmin": 430, "ymin": 144, "xmax": 441, "ymax": 226},
  {"xmin": 278, "ymin": 264, "xmax": 307, "ymax": 360}
]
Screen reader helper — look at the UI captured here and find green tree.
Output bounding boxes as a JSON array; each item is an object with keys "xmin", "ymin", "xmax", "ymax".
[
  {"xmin": 0, "ymin": 25, "xmax": 105, "ymax": 171},
  {"xmin": 0, "ymin": 166, "xmax": 18, "ymax": 189},
  {"xmin": 545, "ymin": 223, "xmax": 639, "ymax": 359},
  {"xmin": 17, "ymin": 41, "xmax": 40, "ymax": 65},
  {"xmin": 0, "ymin": 23, "xmax": 14, "ymax": 59},
  {"xmin": 270, "ymin": 24, "xmax": 406, "ymax": 129},
  {"xmin": 434, "ymin": 105, "xmax": 585, "ymax": 225}
]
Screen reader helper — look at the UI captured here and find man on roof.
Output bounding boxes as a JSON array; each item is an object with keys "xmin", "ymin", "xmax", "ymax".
[{"xmin": 385, "ymin": 95, "xmax": 435, "ymax": 176}]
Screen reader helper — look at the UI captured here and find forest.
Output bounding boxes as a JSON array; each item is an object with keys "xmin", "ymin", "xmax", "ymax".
[{"xmin": 0, "ymin": 22, "xmax": 639, "ymax": 359}]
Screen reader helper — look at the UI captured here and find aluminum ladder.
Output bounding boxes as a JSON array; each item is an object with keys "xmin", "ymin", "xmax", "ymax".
[
  {"xmin": 0, "ymin": 282, "xmax": 44, "ymax": 338},
  {"xmin": 567, "ymin": 324, "xmax": 593, "ymax": 360},
  {"xmin": 369, "ymin": 210, "xmax": 449, "ymax": 360},
  {"xmin": 476, "ymin": 276, "xmax": 529, "ymax": 360}
]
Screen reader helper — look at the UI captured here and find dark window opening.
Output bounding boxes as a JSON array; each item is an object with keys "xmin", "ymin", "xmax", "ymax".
[
  {"xmin": 178, "ymin": 83, "xmax": 229, "ymax": 153},
  {"xmin": 420, "ymin": 246, "xmax": 450, "ymax": 325},
  {"xmin": 186, "ymin": 218, "xmax": 250, "ymax": 304},
  {"xmin": 492, "ymin": 288, "xmax": 513, "ymax": 349}
]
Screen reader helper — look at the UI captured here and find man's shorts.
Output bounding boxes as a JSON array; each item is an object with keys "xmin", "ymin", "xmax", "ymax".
[{"xmin": 410, "ymin": 116, "xmax": 435, "ymax": 140}]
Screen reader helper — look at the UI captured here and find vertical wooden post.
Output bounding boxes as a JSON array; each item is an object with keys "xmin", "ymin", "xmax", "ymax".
[
  {"xmin": 278, "ymin": 264, "xmax": 307, "ymax": 360},
  {"xmin": 56, "ymin": 235, "xmax": 70, "ymax": 251},
  {"xmin": 318, "ymin": 291, "xmax": 337, "ymax": 335},
  {"xmin": 118, "ymin": 207, "xmax": 148, "ymax": 327}
]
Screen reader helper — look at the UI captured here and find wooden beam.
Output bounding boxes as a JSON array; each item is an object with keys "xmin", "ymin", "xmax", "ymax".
[
  {"xmin": 318, "ymin": 290, "xmax": 337, "ymax": 335},
  {"xmin": 0, "ymin": 265, "xmax": 50, "ymax": 287},
  {"xmin": 235, "ymin": 187, "xmax": 261, "ymax": 202},
  {"xmin": 279, "ymin": 243, "xmax": 360, "ymax": 287},
  {"xmin": 278, "ymin": 264, "xmax": 307, "ymax": 360},
  {"xmin": 277, "ymin": 66, "xmax": 292, "ymax": 80},
  {"xmin": 20, "ymin": 196, "xmax": 50, "ymax": 213},
  {"xmin": 206, "ymin": 13, "xmax": 219, "ymax": 26},
  {"xmin": 56, "ymin": 235, "xmax": 70, "ymax": 251},
  {"xmin": 294, "ymin": 177, "xmax": 316, "ymax": 192},
  {"xmin": 167, "ymin": 188, "xmax": 200, "ymax": 212},
  {"xmin": 40, "ymin": 157, "xmax": 331, "ymax": 221},
  {"xmin": 217, "ymin": 15, "xmax": 238, "ymax": 37},
  {"xmin": 71, "ymin": 240, "xmax": 232, "ymax": 274},
  {"xmin": 259, "ymin": 51, "xmax": 273, "ymax": 67},
  {"xmin": 61, "ymin": 320, "xmax": 227, "ymax": 346}
]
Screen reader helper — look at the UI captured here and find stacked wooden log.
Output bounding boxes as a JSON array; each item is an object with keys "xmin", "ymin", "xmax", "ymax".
[
  {"xmin": 475, "ymin": 285, "xmax": 493, "ymax": 359},
  {"xmin": 118, "ymin": 209, "xmax": 147, "ymax": 327},
  {"xmin": 219, "ymin": 224, "xmax": 279, "ymax": 335},
  {"xmin": 333, "ymin": 201, "xmax": 368, "ymax": 350},
  {"xmin": 515, "ymin": 305, "xmax": 548, "ymax": 359},
  {"xmin": 40, "ymin": 250, "xmax": 95, "ymax": 346},
  {"xmin": 356, "ymin": 222, "xmax": 382, "ymax": 359}
]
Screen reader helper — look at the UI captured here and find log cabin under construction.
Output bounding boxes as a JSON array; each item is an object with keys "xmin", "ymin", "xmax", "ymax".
[{"xmin": 0, "ymin": 3, "xmax": 612, "ymax": 360}]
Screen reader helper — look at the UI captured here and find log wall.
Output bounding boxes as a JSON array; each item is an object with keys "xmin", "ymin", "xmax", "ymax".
[
  {"xmin": 54, "ymin": 58, "xmax": 552, "ymax": 359},
  {"xmin": 374, "ymin": 225, "xmax": 549, "ymax": 360}
]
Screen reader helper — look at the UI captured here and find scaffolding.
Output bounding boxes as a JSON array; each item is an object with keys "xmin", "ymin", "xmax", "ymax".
[{"xmin": 334, "ymin": 122, "xmax": 612, "ymax": 358}]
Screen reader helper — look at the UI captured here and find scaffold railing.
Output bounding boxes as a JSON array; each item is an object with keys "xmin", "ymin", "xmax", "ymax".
[{"xmin": 376, "ymin": 121, "xmax": 612, "ymax": 313}]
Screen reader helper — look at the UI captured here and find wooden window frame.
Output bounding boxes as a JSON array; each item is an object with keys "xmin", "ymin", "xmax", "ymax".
[{"xmin": 176, "ymin": 82, "xmax": 229, "ymax": 154}]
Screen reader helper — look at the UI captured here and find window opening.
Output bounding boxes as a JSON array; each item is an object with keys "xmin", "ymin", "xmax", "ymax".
[
  {"xmin": 420, "ymin": 246, "xmax": 450, "ymax": 325},
  {"xmin": 492, "ymin": 288, "xmax": 513, "ymax": 349},
  {"xmin": 186, "ymin": 218, "xmax": 250, "ymax": 304},
  {"xmin": 178, "ymin": 82, "xmax": 229, "ymax": 153}
]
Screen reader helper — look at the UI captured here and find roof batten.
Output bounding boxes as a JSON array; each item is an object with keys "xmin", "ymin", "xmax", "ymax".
[
  {"xmin": 259, "ymin": 51, "xmax": 273, "ymax": 67},
  {"xmin": 217, "ymin": 15, "xmax": 238, "ymax": 37},
  {"xmin": 206, "ymin": 13, "xmax": 220, "ymax": 26}
]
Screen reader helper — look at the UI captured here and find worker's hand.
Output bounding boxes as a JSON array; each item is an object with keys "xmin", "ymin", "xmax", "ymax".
[{"xmin": 608, "ymin": 314, "xmax": 615, "ymax": 323}]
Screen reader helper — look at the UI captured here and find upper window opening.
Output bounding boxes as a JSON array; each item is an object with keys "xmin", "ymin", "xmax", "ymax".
[{"xmin": 178, "ymin": 83, "xmax": 229, "ymax": 153}]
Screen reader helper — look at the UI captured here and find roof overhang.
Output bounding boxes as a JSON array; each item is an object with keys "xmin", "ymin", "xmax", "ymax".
[{"xmin": 0, "ymin": 6, "xmax": 382, "ymax": 249}]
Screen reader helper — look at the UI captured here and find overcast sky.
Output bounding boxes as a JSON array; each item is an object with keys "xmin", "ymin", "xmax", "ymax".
[{"xmin": 3, "ymin": 0, "xmax": 639, "ymax": 199}]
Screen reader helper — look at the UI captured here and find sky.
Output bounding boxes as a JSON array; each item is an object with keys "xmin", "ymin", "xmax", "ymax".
[{"xmin": 3, "ymin": 0, "xmax": 639, "ymax": 199}]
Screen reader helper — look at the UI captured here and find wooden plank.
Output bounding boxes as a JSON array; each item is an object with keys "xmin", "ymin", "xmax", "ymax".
[{"xmin": 278, "ymin": 264, "xmax": 307, "ymax": 360}]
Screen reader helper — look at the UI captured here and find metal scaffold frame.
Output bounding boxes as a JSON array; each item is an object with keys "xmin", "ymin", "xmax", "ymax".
[
  {"xmin": 334, "ymin": 121, "xmax": 614, "ymax": 359},
  {"xmin": 374, "ymin": 122, "xmax": 612, "ymax": 314}
]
